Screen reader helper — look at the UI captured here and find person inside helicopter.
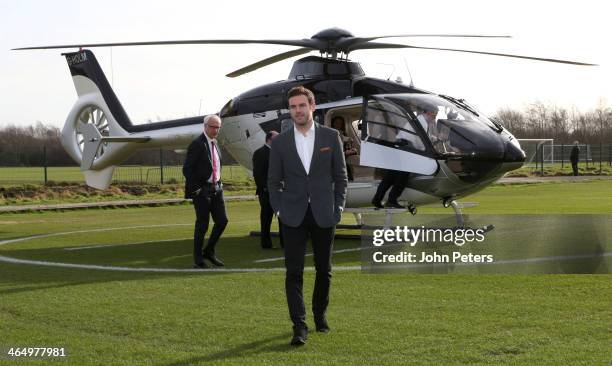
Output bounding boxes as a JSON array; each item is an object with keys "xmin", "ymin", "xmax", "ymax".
[
  {"xmin": 331, "ymin": 116, "xmax": 357, "ymax": 181},
  {"xmin": 416, "ymin": 106, "xmax": 439, "ymax": 141},
  {"xmin": 370, "ymin": 118, "xmax": 418, "ymax": 209},
  {"xmin": 410, "ymin": 103, "xmax": 459, "ymax": 155}
]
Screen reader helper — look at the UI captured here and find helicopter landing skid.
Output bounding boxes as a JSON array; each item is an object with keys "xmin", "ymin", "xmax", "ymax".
[
  {"xmin": 448, "ymin": 200, "xmax": 495, "ymax": 232},
  {"xmin": 340, "ymin": 207, "xmax": 408, "ymax": 229},
  {"xmin": 449, "ymin": 200, "xmax": 478, "ymax": 228}
]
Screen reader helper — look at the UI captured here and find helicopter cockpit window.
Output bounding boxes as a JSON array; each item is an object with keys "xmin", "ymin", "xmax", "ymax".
[
  {"xmin": 388, "ymin": 94, "xmax": 502, "ymax": 157},
  {"xmin": 365, "ymin": 99, "xmax": 426, "ymax": 152},
  {"xmin": 220, "ymin": 99, "xmax": 236, "ymax": 117}
]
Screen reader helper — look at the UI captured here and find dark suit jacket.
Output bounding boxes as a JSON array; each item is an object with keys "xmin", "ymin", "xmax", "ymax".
[
  {"xmin": 252, "ymin": 145, "xmax": 270, "ymax": 196},
  {"xmin": 267, "ymin": 123, "xmax": 348, "ymax": 228},
  {"xmin": 182, "ymin": 134, "xmax": 222, "ymax": 199},
  {"xmin": 570, "ymin": 145, "xmax": 580, "ymax": 163}
]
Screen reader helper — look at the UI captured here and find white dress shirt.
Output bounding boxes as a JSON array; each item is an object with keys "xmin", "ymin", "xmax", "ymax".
[
  {"xmin": 417, "ymin": 114, "xmax": 428, "ymax": 132},
  {"xmin": 203, "ymin": 132, "xmax": 221, "ymax": 183},
  {"xmin": 294, "ymin": 121, "xmax": 316, "ymax": 174}
]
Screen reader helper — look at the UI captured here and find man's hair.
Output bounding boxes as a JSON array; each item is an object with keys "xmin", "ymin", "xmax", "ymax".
[
  {"xmin": 203, "ymin": 114, "xmax": 220, "ymax": 126},
  {"xmin": 332, "ymin": 116, "xmax": 345, "ymax": 124},
  {"xmin": 287, "ymin": 86, "xmax": 315, "ymax": 105}
]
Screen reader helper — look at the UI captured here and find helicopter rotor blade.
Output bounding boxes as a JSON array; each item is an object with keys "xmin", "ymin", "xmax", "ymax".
[
  {"xmin": 373, "ymin": 34, "xmax": 512, "ymax": 39},
  {"xmin": 351, "ymin": 42, "xmax": 597, "ymax": 66},
  {"xmin": 12, "ymin": 38, "xmax": 322, "ymax": 51},
  {"xmin": 337, "ymin": 34, "xmax": 511, "ymax": 51},
  {"xmin": 226, "ymin": 47, "xmax": 314, "ymax": 78}
]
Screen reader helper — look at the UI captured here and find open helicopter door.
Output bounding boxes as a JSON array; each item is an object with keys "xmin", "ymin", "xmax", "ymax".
[{"xmin": 359, "ymin": 96, "xmax": 438, "ymax": 175}]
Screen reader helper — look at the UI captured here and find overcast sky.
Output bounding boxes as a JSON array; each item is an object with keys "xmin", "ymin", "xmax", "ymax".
[{"xmin": 1, "ymin": 0, "xmax": 609, "ymax": 128}]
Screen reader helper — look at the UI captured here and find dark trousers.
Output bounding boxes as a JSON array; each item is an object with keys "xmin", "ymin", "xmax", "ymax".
[
  {"xmin": 571, "ymin": 161, "xmax": 579, "ymax": 176},
  {"xmin": 373, "ymin": 170, "xmax": 410, "ymax": 203},
  {"xmin": 192, "ymin": 189, "xmax": 228, "ymax": 265},
  {"xmin": 282, "ymin": 205, "xmax": 335, "ymax": 328},
  {"xmin": 258, "ymin": 192, "xmax": 284, "ymax": 248}
]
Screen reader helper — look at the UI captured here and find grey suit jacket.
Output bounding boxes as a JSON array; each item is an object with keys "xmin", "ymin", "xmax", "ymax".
[{"xmin": 267, "ymin": 122, "xmax": 348, "ymax": 228}]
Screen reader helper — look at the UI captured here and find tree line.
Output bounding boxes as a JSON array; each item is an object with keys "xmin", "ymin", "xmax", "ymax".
[
  {"xmin": 0, "ymin": 122, "xmax": 237, "ymax": 167},
  {"xmin": 0, "ymin": 102, "xmax": 610, "ymax": 166},
  {"xmin": 492, "ymin": 101, "xmax": 611, "ymax": 144}
]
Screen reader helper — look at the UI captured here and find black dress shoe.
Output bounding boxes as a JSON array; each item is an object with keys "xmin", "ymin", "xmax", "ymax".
[
  {"xmin": 203, "ymin": 254, "xmax": 225, "ymax": 267},
  {"xmin": 192, "ymin": 262, "xmax": 209, "ymax": 269},
  {"xmin": 290, "ymin": 325, "xmax": 308, "ymax": 346},
  {"xmin": 315, "ymin": 317, "xmax": 330, "ymax": 333},
  {"xmin": 371, "ymin": 199, "xmax": 384, "ymax": 209},
  {"xmin": 385, "ymin": 201, "xmax": 405, "ymax": 209}
]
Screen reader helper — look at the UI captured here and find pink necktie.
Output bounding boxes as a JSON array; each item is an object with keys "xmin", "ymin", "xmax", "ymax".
[{"xmin": 211, "ymin": 141, "xmax": 218, "ymax": 183}]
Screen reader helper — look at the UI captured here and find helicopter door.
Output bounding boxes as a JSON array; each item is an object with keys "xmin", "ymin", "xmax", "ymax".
[{"xmin": 360, "ymin": 96, "xmax": 438, "ymax": 175}]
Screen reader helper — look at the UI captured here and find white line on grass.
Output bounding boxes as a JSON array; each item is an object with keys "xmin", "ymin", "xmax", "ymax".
[
  {"xmin": 0, "ymin": 224, "xmax": 192, "ymax": 247},
  {"xmin": 0, "ymin": 254, "xmax": 363, "ymax": 273},
  {"xmin": 1, "ymin": 226, "xmax": 609, "ymax": 273},
  {"xmin": 0, "ymin": 225, "xmax": 360, "ymax": 272},
  {"xmin": 255, "ymin": 242, "xmax": 412, "ymax": 263},
  {"xmin": 256, "ymin": 246, "xmax": 367, "ymax": 263}
]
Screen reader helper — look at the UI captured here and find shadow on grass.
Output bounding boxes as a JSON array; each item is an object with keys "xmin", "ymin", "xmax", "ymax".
[
  {"xmin": 0, "ymin": 236, "xmax": 267, "ymax": 296},
  {"xmin": 0, "ymin": 234, "xmax": 362, "ymax": 270},
  {"xmin": 162, "ymin": 333, "xmax": 294, "ymax": 366}
]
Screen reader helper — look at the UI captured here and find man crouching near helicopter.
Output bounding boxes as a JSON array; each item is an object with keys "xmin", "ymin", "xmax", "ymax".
[
  {"xmin": 268, "ymin": 86, "xmax": 348, "ymax": 346},
  {"xmin": 183, "ymin": 114, "xmax": 227, "ymax": 269}
]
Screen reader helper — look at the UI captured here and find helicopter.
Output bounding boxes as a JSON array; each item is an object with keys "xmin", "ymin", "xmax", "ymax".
[{"xmin": 14, "ymin": 28, "xmax": 596, "ymax": 220}]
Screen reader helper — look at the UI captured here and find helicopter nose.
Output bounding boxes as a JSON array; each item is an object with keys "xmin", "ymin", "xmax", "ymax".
[{"xmin": 504, "ymin": 139, "xmax": 526, "ymax": 163}]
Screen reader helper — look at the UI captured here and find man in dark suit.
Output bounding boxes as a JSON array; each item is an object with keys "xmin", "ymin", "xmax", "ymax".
[
  {"xmin": 182, "ymin": 114, "xmax": 227, "ymax": 269},
  {"xmin": 570, "ymin": 141, "xmax": 580, "ymax": 176},
  {"xmin": 268, "ymin": 86, "xmax": 348, "ymax": 346},
  {"xmin": 252, "ymin": 130, "xmax": 284, "ymax": 249}
]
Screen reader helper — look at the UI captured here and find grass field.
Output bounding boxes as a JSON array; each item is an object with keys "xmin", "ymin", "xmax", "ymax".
[
  {"xmin": 1, "ymin": 162, "xmax": 611, "ymax": 186},
  {"xmin": 508, "ymin": 162, "xmax": 612, "ymax": 177},
  {"xmin": 1, "ymin": 181, "xmax": 611, "ymax": 364},
  {"xmin": 0, "ymin": 165, "xmax": 253, "ymax": 185}
]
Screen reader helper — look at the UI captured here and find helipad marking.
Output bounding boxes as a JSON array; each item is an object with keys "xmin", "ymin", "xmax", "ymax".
[
  {"xmin": 0, "ymin": 224, "xmax": 191, "ymax": 247},
  {"xmin": 0, "ymin": 225, "xmax": 360, "ymax": 272},
  {"xmin": 0, "ymin": 225, "xmax": 608, "ymax": 273}
]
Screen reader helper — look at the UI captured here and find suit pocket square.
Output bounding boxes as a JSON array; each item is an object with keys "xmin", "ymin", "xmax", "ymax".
[{"xmin": 320, "ymin": 146, "xmax": 331, "ymax": 152}]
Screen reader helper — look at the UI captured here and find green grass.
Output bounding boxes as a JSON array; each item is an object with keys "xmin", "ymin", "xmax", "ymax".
[
  {"xmin": 0, "ymin": 166, "xmax": 86, "ymax": 183},
  {"xmin": 0, "ymin": 183, "xmax": 254, "ymax": 206},
  {"xmin": 419, "ymin": 179, "xmax": 612, "ymax": 214},
  {"xmin": 0, "ymin": 165, "xmax": 253, "ymax": 185},
  {"xmin": 0, "ymin": 165, "xmax": 255, "ymax": 206},
  {"xmin": 508, "ymin": 162, "xmax": 612, "ymax": 177},
  {"xmin": 0, "ymin": 182, "xmax": 611, "ymax": 365}
]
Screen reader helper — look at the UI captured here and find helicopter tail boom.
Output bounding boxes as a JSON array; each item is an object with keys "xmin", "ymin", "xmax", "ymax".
[{"xmin": 60, "ymin": 50, "xmax": 140, "ymax": 189}]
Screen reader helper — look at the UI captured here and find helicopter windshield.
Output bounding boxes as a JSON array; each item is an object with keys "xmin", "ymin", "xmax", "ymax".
[{"xmin": 386, "ymin": 94, "xmax": 503, "ymax": 158}]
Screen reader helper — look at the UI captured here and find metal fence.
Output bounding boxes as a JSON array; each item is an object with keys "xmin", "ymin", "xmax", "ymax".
[
  {"xmin": 1, "ymin": 143, "xmax": 610, "ymax": 185},
  {"xmin": 0, "ymin": 164, "xmax": 250, "ymax": 185},
  {"xmin": 526, "ymin": 143, "xmax": 611, "ymax": 174}
]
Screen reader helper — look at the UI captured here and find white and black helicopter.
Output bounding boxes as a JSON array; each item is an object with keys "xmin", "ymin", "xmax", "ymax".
[{"xmin": 15, "ymin": 28, "xmax": 595, "ymax": 222}]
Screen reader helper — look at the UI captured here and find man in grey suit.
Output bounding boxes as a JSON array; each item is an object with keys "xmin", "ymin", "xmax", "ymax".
[{"xmin": 268, "ymin": 86, "xmax": 348, "ymax": 346}]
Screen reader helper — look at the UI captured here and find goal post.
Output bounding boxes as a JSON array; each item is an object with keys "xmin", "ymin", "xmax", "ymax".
[{"xmin": 516, "ymin": 139, "xmax": 554, "ymax": 168}]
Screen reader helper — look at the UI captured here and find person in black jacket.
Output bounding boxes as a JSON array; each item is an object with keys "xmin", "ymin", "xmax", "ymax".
[
  {"xmin": 182, "ymin": 115, "xmax": 227, "ymax": 269},
  {"xmin": 570, "ymin": 141, "xmax": 580, "ymax": 176},
  {"xmin": 252, "ymin": 131, "xmax": 283, "ymax": 249}
]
